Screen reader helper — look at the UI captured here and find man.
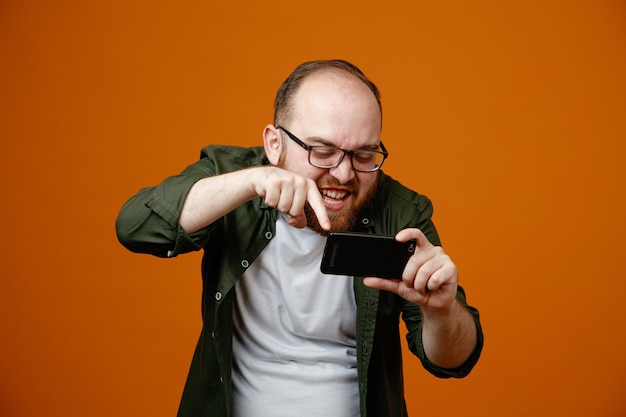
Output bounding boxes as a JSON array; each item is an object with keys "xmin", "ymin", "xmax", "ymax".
[{"xmin": 116, "ymin": 59, "xmax": 483, "ymax": 417}]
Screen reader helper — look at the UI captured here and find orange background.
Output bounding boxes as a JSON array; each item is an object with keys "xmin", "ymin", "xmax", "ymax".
[{"xmin": 2, "ymin": 1, "xmax": 625, "ymax": 416}]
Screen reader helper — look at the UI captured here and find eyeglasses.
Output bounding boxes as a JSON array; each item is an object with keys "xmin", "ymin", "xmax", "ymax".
[{"xmin": 277, "ymin": 126, "xmax": 388, "ymax": 172}]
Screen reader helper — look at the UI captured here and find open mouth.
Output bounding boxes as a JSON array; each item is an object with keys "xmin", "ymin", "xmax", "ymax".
[{"xmin": 320, "ymin": 188, "xmax": 351, "ymax": 210}]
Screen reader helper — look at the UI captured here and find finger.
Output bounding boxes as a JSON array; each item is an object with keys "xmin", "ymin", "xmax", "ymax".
[
  {"xmin": 424, "ymin": 259, "xmax": 457, "ymax": 291},
  {"xmin": 275, "ymin": 180, "xmax": 296, "ymax": 214},
  {"xmin": 306, "ymin": 185, "xmax": 330, "ymax": 230},
  {"xmin": 263, "ymin": 185, "xmax": 281, "ymax": 208},
  {"xmin": 416, "ymin": 254, "xmax": 456, "ymax": 292},
  {"xmin": 364, "ymin": 277, "xmax": 428, "ymax": 305},
  {"xmin": 287, "ymin": 213, "xmax": 307, "ymax": 228},
  {"xmin": 414, "ymin": 258, "xmax": 441, "ymax": 291},
  {"xmin": 286, "ymin": 182, "xmax": 308, "ymax": 218},
  {"xmin": 395, "ymin": 228, "xmax": 431, "ymax": 249},
  {"xmin": 401, "ymin": 246, "xmax": 438, "ymax": 289},
  {"xmin": 262, "ymin": 170, "xmax": 288, "ymax": 208},
  {"xmin": 362, "ymin": 277, "xmax": 401, "ymax": 294}
]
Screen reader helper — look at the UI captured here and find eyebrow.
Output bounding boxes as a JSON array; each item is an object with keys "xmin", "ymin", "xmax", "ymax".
[{"xmin": 304, "ymin": 135, "xmax": 381, "ymax": 151}]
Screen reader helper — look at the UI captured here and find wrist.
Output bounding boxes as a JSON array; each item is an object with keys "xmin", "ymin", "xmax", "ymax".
[{"xmin": 421, "ymin": 298, "xmax": 464, "ymax": 326}]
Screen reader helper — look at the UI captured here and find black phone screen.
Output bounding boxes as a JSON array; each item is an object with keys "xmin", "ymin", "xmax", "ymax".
[{"xmin": 320, "ymin": 232, "xmax": 415, "ymax": 279}]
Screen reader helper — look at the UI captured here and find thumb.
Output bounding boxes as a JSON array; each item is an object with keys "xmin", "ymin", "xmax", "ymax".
[{"xmin": 287, "ymin": 214, "xmax": 307, "ymax": 229}]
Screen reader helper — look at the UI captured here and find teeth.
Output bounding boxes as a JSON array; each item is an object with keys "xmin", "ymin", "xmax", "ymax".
[{"xmin": 322, "ymin": 189, "xmax": 348, "ymax": 199}]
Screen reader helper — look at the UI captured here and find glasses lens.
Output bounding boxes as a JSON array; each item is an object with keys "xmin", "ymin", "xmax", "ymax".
[
  {"xmin": 352, "ymin": 150, "xmax": 385, "ymax": 171},
  {"xmin": 308, "ymin": 146, "xmax": 386, "ymax": 171},
  {"xmin": 309, "ymin": 147, "xmax": 345, "ymax": 168}
]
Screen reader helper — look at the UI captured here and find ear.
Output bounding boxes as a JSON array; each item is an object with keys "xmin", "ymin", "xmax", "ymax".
[{"xmin": 263, "ymin": 124, "xmax": 282, "ymax": 165}]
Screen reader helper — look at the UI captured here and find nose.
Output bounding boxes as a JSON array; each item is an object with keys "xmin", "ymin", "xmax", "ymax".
[{"xmin": 328, "ymin": 154, "xmax": 356, "ymax": 184}]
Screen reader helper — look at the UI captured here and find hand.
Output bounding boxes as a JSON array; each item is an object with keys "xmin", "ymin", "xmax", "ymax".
[
  {"xmin": 363, "ymin": 228, "xmax": 458, "ymax": 309},
  {"xmin": 254, "ymin": 166, "xmax": 331, "ymax": 231}
]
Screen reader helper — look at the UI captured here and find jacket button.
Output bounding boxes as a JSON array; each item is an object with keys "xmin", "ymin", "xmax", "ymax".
[
  {"xmin": 241, "ymin": 259, "xmax": 249, "ymax": 268},
  {"xmin": 215, "ymin": 292, "xmax": 222, "ymax": 301},
  {"xmin": 265, "ymin": 231, "xmax": 273, "ymax": 240},
  {"xmin": 361, "ymin": 218, "xmax": 370, "ymax": 225}
]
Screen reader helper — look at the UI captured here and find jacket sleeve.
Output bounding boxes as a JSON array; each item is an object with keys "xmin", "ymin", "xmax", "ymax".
[
  {"xmin": 401, "ymin": 286, "xmax": 484, "ymax": 378},
  {"xmin": 377, "ymin": 174, "xmax": 484, "ymax": 377},
  {"xmin": 115, "ymin": 150, "xmax": 221, "ymax": 258},
  {"xmin": 115, "ymin": 178, "xmax": 210, "ymax": 258},
  {"xmin": 115, "ymin": 145, "xmax": 269, "ymax": 258}
]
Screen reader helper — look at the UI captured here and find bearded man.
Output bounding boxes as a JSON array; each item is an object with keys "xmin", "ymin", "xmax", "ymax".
[{"xmin": 116, "ymin": 59, "xmax": 484, "ymax": 417}]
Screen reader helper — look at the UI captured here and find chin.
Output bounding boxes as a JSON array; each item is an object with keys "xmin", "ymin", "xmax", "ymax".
[{"xmin": 306, "ymin": 207, "xmax": 359, "ymax": 236}]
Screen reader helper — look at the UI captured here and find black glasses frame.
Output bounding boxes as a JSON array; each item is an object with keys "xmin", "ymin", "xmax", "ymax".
[{"xmin": 276, "ymin": 126, "xmax": 388, "ymax": 172}]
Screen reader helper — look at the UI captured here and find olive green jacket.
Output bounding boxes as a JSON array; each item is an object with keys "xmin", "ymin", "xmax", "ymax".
[{"xmin": 116, "ymin": 145, "xmax": 483, "ymax": 417}]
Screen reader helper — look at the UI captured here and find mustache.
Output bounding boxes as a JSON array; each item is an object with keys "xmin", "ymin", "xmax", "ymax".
[{"xmin": 316, "ymin": 177, "xmax": 358, "ymax": 194}]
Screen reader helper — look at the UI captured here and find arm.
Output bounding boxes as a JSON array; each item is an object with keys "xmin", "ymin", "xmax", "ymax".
[
  {"xmin": 178, "ymin": 167, "xmax": 263, "ymax": 234},
  {"xmin": 363, "ymin": 228, "xmax": 478, "ymax": 369},
  {"xmin": 420, "ymin": 296, "xmax": 478, "ymax": 369},
  {"xmin": 180, "ymin": 166, "xmax": 330, "ymax": 234},
  {"xmin": 116, "ymin": 158, "xmax": 330, "ymax": 256}
]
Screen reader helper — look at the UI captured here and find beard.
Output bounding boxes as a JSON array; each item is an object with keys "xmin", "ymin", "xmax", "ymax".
[
  {"xmin": 277, "ymin": 150, "xmax": 379, "ymax": 235},
  {"xmin": 304, "ymin": 172, "xmax": 379, "ymax": 235}
]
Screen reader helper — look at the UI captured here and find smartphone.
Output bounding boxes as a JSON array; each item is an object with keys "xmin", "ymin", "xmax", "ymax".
[{"xmin": 320, "ymin": 232, "xmax": 416, "ymax": 279}]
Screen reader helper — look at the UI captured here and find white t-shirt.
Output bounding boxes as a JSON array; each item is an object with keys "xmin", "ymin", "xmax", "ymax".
[{"xmin": 232, "ymin": 214, "xmax": 359, "ymax": 417}]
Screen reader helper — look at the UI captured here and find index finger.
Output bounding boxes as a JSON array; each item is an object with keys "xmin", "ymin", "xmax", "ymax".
[
  {"xmin": 306, "ymin": 186, "xmax": 331, "ymax": 231},
  {"xmin": 395, "ymin": 228, "xmax": 432, "ymax": 248}
]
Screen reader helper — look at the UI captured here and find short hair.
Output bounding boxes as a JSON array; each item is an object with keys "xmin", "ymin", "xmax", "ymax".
[{"xmin": 273, "ymin": 59, "xmax": 382, "ymax": 126}]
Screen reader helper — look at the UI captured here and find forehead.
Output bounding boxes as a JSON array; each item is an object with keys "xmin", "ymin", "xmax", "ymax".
[
  {"xmin": 291, "ymin": 70, "xmax": 378, "ymax": 111},
  {"xmin": 287, "ymin": 71, "xmax": 382, "ymax": 144}
]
